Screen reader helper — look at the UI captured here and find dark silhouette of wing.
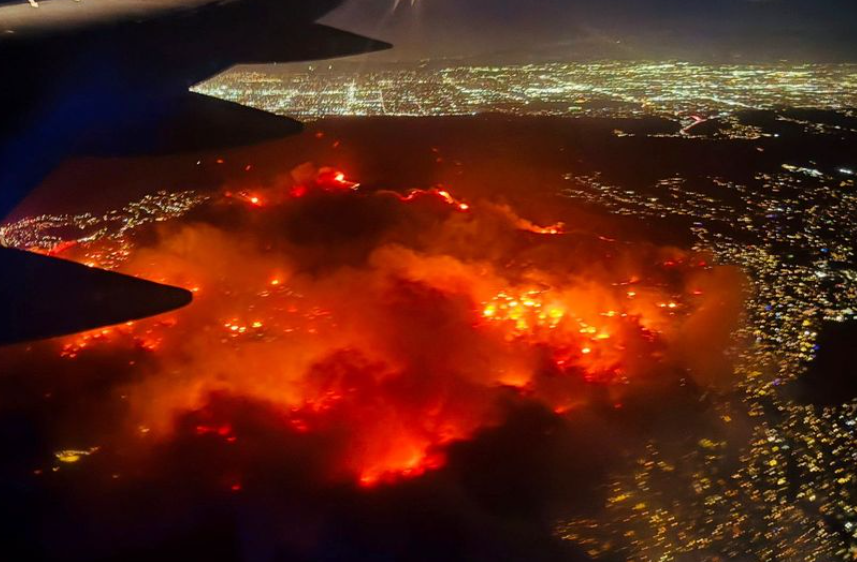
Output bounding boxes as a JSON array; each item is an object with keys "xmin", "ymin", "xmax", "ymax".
[
  {"xmin": 0, "ymin": 1, "xmax": 390, "ymax": 216},
  {"xmin": 74, "ymin": 92, "xmax": 305, "ymax": 157},
  {"xmin": 0, "ymin": 247, "xmax": 192, "ymax": 345},
  {"xmin": 235, "ymin": 23, "xmax": 394, "ymax": 64},
  {"xmin": 0, "ymin": 0, "xmax": 391, "ymax": 345}
]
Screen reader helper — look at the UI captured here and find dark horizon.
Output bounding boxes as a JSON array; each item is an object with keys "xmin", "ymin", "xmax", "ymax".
[{"xmin": 325, "ymin": 0, "xmax": 857, "ymax": 63}]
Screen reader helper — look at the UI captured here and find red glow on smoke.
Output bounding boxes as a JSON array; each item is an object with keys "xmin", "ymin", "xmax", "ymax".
[
  {"xmin": 290, "ymin": 185, "xmax": 309, "ymax": 198},
  {"xmin": 315, "ymin": 168, "xmax": 360, "ymax": 191},
  {"xmin": 44, "ymin": 166, "xmax": 739, "ymax": 488}
]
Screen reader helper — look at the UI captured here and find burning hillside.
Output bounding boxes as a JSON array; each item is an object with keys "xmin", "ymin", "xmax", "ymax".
[{"xmin": 3, "ymin": 165, "xmax": 744, "ymax": 489}]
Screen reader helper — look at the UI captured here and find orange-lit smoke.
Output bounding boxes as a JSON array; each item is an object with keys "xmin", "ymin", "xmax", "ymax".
[{"xmin": 46, "ymin": 165, "xmax": 742, "ymax": 487}]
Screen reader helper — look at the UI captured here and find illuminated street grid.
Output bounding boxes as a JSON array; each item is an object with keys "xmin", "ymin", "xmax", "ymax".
[
  {"xmin": 196, "ymin": 61, "xmax": 857, "ymax": 136},
  {"xmin": 558, "ymin": 164, "xmax": 857, "ymax": 559}
]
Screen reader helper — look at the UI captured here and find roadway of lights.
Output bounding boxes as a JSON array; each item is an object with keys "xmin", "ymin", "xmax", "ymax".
[{"xmin": 195, "ymin": 61, "xmax": 857, "ymax": 135}]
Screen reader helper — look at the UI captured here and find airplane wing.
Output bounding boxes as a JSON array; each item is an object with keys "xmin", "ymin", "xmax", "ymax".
[
  {"xmin": 0, "ymin": 1, "xmax": 390, "ymax": 216},
  {"xmin": 74, "ymin": 92, "xmax": 305, "ymax": 157},
  {"xmin": 0, "ymin": 247, "xmax": 192, "ymax": 346},
  {"xmin": 0, "ymin": 0, "xmax": 391, "ymax": 345},
  {"xmin": 232, "ymin": 22, "xmax": 394, "ymax": 64}
]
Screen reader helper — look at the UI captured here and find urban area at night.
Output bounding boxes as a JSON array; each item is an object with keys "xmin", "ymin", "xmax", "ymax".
[
  {"xmin": 196, "ymin": 61, "xmax": 857, "ymax": 127},
  {"xmin": 1, "ymin": 1, "xmax": 856, "ymax": 561}
]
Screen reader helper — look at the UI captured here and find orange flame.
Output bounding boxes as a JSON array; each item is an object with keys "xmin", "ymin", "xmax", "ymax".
[{"xmin": 43, "ymin": 168, "xmax": 731, "ymax": 487}]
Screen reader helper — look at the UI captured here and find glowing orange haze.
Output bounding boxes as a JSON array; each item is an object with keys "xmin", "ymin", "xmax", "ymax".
[{"xmin": 51, "ymin": 166, "xmax": 739, "ymax": 487}]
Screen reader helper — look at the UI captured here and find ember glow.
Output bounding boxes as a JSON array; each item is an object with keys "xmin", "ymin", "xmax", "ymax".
[{"xmin": 22, "ymin": 165, "xmax": 741, "ymax": 488}]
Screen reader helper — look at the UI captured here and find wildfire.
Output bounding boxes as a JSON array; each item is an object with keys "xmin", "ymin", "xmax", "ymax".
[
  {"xmin": 393, "ymin": 186, "xmax": 471, "ymax": 211},
  {"xmin": 225, "ymin": 167, "xmax": 359, "ymax": 207},
  {"xmin": 516, "ymin": 220, "xmax": 565, "ymax": 236},
  {"xmin": 477, "ymin": 285, "xmax": 667, "ymax": 383},
  {"xmin": 59, "ymin": 319, "xmax": 173, "ymax": 358},
  {"xmin": 315, "ymin": 168, "xmax": 361, "ymax": 191},
  {"xmin": 39, "ymin": 166, "xmax": 735, "ymax": 488}
]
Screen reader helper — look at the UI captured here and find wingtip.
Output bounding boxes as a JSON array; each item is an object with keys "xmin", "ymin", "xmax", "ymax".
[
  {"xmin": 320, "ymin": 25, "xmax": 393, "ymax": 57},
  {"xmin": 234, "ymin": 23, "xmax": 393, "ymax": 64},
  {"xmin": 0, "ymin": 247, "xmax": 194, "ymax": 346},
  {"xmin": 364, "ymin": 37, "xmax": 394, "ymax": 54}
]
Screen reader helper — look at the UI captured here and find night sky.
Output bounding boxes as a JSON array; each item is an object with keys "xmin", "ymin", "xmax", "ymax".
[{"xmin": 326, "ymin": 0, "xmax": 857, "ymax": 61}]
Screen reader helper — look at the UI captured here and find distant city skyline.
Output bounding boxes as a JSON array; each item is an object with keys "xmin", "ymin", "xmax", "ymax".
[{"xmin": 197, "ymin": 61, "xmax": 857, "ymax": 126}]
